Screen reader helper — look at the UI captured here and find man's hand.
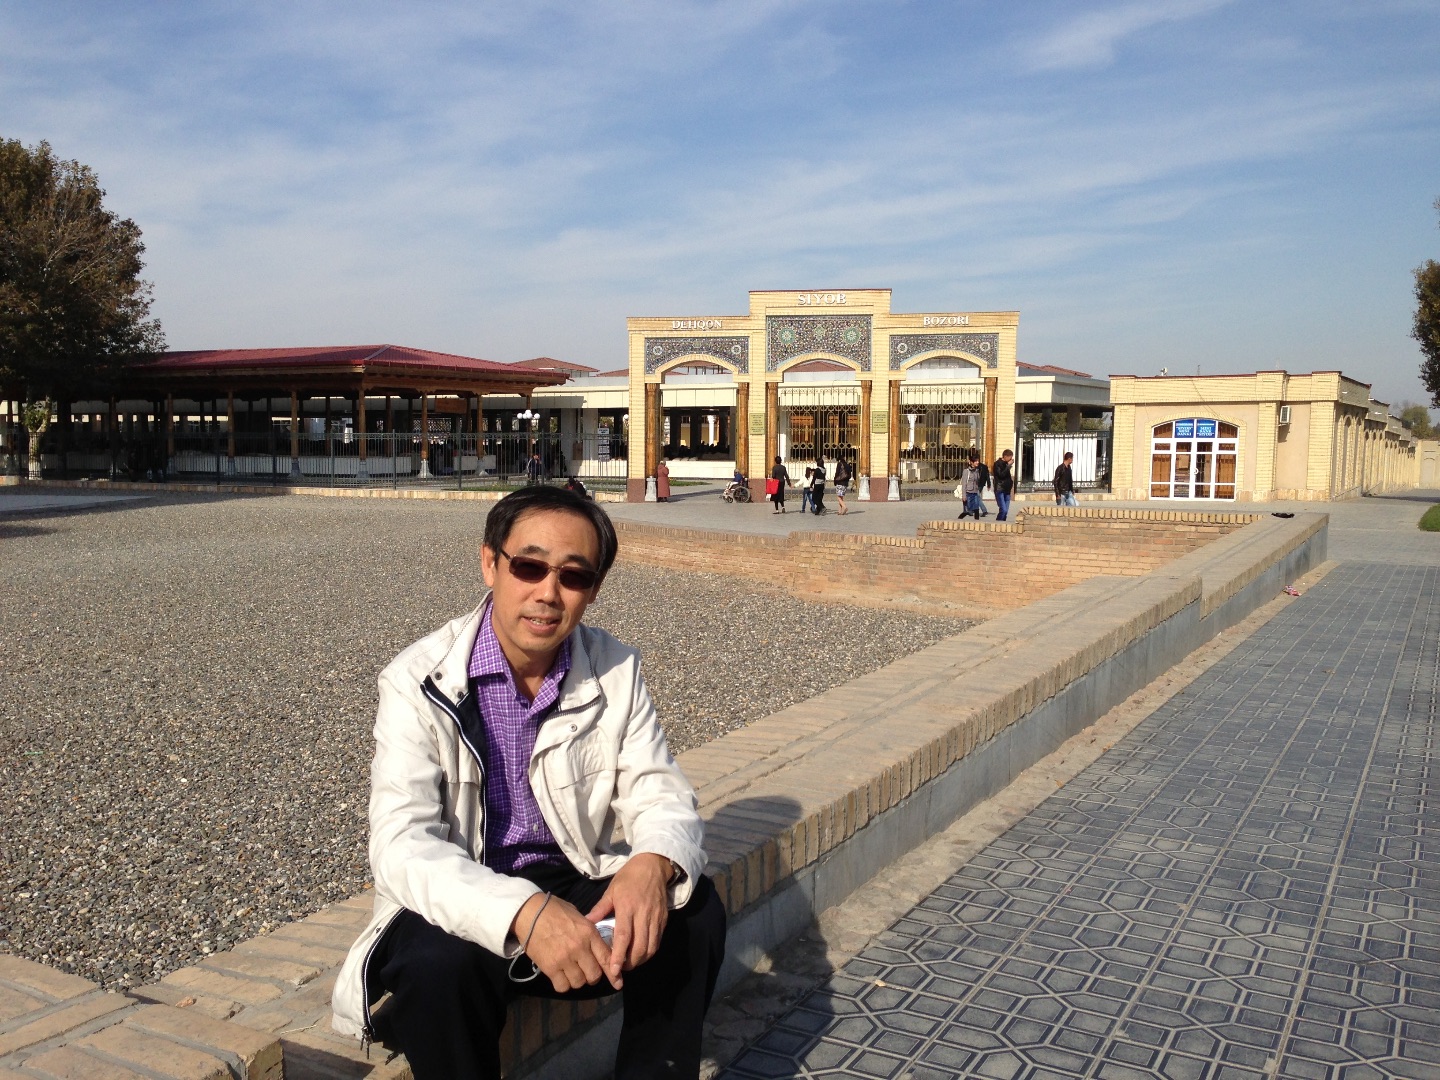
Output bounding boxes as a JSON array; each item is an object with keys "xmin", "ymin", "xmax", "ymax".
[
  {"xmin": 586, "ymin": 853, "xmax": 673, "ymax": 989},
  {"xmin": 512, "ymin": 892, "xmax": 611, "ymax": 993}
]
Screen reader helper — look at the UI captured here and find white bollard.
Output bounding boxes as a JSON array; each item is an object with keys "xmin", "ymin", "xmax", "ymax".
[
  {"xmin": 887, "ymin": 475, "xmax": 901, "ymax": 501},
  {"xmin": 858, "ymin": 475, "xmax": 871, "ymax": 501},
  {"xmin": 644, "ymin": 476, "xmax": 658, "ymax": 502}
]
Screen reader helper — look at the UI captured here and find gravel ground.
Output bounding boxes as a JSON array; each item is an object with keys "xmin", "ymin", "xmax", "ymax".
[{"xmin": 0, "ymin": 493, "xmax": 971, "ymax": 989}]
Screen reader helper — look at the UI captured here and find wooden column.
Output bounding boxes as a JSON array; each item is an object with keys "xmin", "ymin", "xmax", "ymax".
[
  {"xmin": 226, "ymin": 391, "xmax": 236, "ymax": 463},
  {"xmin": 419, "ymin": 395, "xmax": 430, "ymax": 465},
  {"xmin": 385, "ymin": 394, "xmax": 394, "ymax": 433},
  {"xmin": 165, "ymin": 394, "xmax": 175, "ymax": 461},
  {"xmin": 984, "ymin": 377, "xmax": 998, "ymax": 460},
  {"xmin": 764, "ymin": 381, "xmax": 778, "ymax": 469},
  {"xmin": 356, "ymin": 386, "xmax": 367, "ymax": 461},
  {"xmin": 472, "ymin": 392, "xmax": 484, "ymax": 473},
  {"xmin": 644, "ymin": 383, "xmax": 661, "ymax": 478},
  {"xmin": 734, "ymin": 381, "xmax": 749, "ymax": 477},
  {"xmin": 887, "ymin": 379, "xmax": 901, "ymax": 478},
  {"xmin": 289, "ymin": 391, "xmax": 300, "ymax": 462},
  {"xmin": 108, "ymin": 396, "xmax": 118, "ymax": 478},
  {"xmin": 859, "ymin": 379, "xmax": 872, "ymax": 478}
]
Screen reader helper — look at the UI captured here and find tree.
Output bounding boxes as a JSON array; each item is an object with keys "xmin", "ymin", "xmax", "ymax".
[
  {"xmin": 0, "ymin": 138, "xmax": 164, "ymax": 404},
  {"xmin": 1399, "ymin": 403, "xmax": 1434, "ymax": 439},
  {"xmin": 1416, "ymin": 197, "xmax": 1440, "ymax": 406}
]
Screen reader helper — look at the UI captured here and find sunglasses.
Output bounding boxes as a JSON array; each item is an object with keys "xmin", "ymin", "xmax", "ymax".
[{"xmin": 497, "ymin": 549, "xmax": 599, "ymax": 592}]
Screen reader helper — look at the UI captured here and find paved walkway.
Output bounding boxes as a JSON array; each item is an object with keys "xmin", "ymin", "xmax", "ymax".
[
  {"xmin": 0, "ymin": 491, "xmax": 149, "ymax": 516},
  {"xmin": 716, "ymin": 501, "xmax": 1440, "ymax": 1079},
  {"xmin": 607, "ymin": 485, "xmax": 1438, "ymax": 547}
]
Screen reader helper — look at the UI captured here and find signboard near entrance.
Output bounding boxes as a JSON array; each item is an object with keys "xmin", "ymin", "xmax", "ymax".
[{"xmin": 1174, "ymin": 419, "xmax": 1218, "ymax": 440}]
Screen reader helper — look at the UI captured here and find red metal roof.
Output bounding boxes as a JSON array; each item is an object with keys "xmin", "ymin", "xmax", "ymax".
[
  {"xmin": 141, "ymin": 345, "xmax": 526, "ymax": 375},
  {"xmin": 1018, "ymin": 362, "xmax": 1096, "ymax": 379},
  {"xmin": 512, "ymin": 356, "xmax": 599, "ymax": 373}
]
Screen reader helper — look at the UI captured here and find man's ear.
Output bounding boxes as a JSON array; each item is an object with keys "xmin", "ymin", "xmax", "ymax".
[{"xmin": 481, "ymin": 545, "xmax": 498, "ymax": 588}]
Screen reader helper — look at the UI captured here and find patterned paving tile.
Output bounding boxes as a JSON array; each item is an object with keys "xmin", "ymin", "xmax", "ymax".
[{"xmin": 721, "ymin": 564, "xmax": 1440, "ymax": 1080}]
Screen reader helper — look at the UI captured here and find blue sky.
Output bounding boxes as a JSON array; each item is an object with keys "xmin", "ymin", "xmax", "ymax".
[{"xmin": 3, "ymin": 1, "xmax": 1438, "ymax": 410}]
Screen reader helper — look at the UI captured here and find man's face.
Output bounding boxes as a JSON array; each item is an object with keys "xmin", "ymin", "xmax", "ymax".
[{"xmin": 481, "ymin": 508, "xmax": 601, "ymax": 674}]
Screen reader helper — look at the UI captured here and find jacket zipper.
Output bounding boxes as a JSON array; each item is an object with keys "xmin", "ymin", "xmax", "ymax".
[{"xmin": 358, "ymin": 676, "xmax": 487, "ymax": 1043}]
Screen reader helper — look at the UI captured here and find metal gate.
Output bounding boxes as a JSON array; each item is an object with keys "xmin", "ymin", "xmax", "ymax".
[
  {"xmin": 897, "ymin": 382, "xmax": 984, "ymax": 498},
  {"xmin": 778, "ymin": 384, "xmax": 860, "ymax": 470},
  {"xmin": 1018, "ymin": 431, "xmax": 1113, "ymax": 493}
]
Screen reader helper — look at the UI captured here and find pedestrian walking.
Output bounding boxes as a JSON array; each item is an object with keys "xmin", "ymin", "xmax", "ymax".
[
  {"xmin": 959, "ymin": 451, "xmax": 984, "ymax": 519},
  {"xmin": 810, "ymin": 456, "xmax": 827, "ymax": 515},
  {"xmin": 656, "ymin": 459, "xmax": 671, "ymax": 502},
  {"xmin": 526, "ymin": 451, "xmax": 544, "ymax": 486},
  {"xmin": 832, "ymin": 457, "xmax": 853, "ymax": 515},
  {"xmin": 991, "ymin": 449, "xmax": 1015, "ymax": 522},
  {"xmin": 1053, "ymin": 451, "xmax": 1078, "ymax": 507},
  {"xmin": 769, "ymin": 455, "xmax": 791, "ymax": 513},
  {"xmin": 800, "ymin": 467, "xmax": 813, "ymax": 513}
]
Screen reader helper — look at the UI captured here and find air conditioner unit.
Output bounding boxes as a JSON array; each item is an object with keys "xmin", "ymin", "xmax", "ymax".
[{"xmin": 1278, "ymin": 405, "xmax": 1292, "ymax": 425}]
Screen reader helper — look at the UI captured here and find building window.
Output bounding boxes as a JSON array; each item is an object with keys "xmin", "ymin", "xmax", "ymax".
[{"xmin": 1150, "ymin": 419, "xmax": 1238, "ymax": 500}]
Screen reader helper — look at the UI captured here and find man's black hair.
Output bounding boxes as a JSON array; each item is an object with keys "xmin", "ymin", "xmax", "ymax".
[{"xmin": 482, "ymin": 485, "xmax": 619, "ymax": 582}]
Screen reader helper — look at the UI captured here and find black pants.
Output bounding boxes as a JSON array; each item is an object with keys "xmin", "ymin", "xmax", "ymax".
[
  {"xmin": 811, "ymin": 486, "xmax": 825, "ymax": 513},
  {"xmin": 371, "ymin": 864, "xmax": 726, "ymax": 1080}
]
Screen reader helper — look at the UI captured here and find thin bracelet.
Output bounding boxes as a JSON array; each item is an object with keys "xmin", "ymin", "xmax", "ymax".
[
  {"xmin": 521, "ymin": 892, "xmax": 552, "ymax": 954},
  {"xmin": 508, "ymin": 893, "xmax": 552, "ymax": 984}
]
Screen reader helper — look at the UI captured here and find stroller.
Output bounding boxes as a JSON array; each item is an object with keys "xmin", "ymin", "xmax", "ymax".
[{"xmin": 721, "ymin": 475, "xmax": 752, "ymax": 503}]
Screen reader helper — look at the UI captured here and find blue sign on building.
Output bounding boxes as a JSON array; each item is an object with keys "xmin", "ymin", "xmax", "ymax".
[
  {"xmin": 1196, "ymin": 419, "xmax": 1218, "ymax": 439},
  {"xmin": 1174, "ymin": 419, "xmax": 1195, "ymax": 438}
]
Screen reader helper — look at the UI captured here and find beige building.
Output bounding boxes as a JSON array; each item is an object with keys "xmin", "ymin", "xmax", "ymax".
[
  {"xmin": 625, "ymin": 289, "xmax": 1019, "ymax": 501},
  {"xmin": 1111, "ymin": 370, "xmax": 1420, "ymax": 502}
]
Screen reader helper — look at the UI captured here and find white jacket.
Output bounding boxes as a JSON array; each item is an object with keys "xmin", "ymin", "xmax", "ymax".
[{"xmin": 331, "ymin": 599, "xmax": 706, "ymax": 1040}]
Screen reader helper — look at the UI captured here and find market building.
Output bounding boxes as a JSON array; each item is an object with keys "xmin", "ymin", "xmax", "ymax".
[
  {"xmin": 1110, "ymin": 370, "xmax": 1421, "ymax": 501},
  {"xmin": 624, "ymin": 289, "xmax": 1021, "ymax": 501},
  {"xmin": 3, "ymin": 345, "xmax": 568, "ymax": 482}
]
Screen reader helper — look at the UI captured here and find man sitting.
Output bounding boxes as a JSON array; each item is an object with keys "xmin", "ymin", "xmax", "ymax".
[{"xmin": 332, "ymin": 486, "xmax": 727, "ymax": 1079}]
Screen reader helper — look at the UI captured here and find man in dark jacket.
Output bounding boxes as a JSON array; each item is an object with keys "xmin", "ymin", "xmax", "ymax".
[
  {"xmin": 1053, "ymin": 451, "xmax": 1077, "ymax": 507},
  {"xmin": 991, "ymin": 449, "xmax": 1015, "ymax": 522},
  {"xmin": 959, "ymin": 452, "xmax": 984, "ymax": 520}
]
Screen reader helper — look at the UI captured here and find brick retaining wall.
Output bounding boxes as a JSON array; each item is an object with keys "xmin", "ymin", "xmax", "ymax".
[{"xmin": 615, "ymin": 507, "xmax": 1258, "ymax": 614}]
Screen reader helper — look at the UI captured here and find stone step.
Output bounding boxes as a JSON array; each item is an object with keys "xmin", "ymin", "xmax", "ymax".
[{"xmin": 0, "ymin": 955, "xmax": 282, "ymax": 1079}]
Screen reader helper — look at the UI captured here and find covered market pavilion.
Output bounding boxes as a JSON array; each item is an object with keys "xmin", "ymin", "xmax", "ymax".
[{"xmin": 4, "ymin": 345, "xmax": 569, "ymax": 482}]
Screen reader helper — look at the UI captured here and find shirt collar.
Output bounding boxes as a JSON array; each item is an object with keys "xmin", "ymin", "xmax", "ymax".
[{"xmin": 469, "ymin": 605, "xmax": 573, "ymax": 698}]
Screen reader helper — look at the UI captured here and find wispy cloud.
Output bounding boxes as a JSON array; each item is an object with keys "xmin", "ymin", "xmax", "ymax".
[
  {"xmin": 1022, "ymin": 0, "xmax": 1236, "ymax": 71},
  {"xmin": 2, "ymin": 1, "xmax": 1437, "ymax": 405}
]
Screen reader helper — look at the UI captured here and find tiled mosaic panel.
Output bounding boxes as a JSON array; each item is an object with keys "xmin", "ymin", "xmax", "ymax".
[
  {"xmin": 644, "ymin": 335, "xmax": 750, "ymax": 374},
  {"xmin": 724, "ymin": 564, "xmax": 1440, "ymax": 1080},
  {"xmin": 891, "ymin": 333, "xmax": 1000, "ymax": 370}
]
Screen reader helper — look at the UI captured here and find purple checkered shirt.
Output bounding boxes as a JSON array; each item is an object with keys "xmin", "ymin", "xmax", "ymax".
[{"xmin": 467, "ymin": 607, "xmax": 571, "ymax": 873}]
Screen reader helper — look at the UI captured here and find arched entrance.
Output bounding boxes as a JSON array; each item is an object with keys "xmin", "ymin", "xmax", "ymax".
[
  {"xmin": 897, "ymin": 354, "xmax": 986, "ymax": 494},
  {"xmin": 1150, "ymin": 418, "xmax": 1237, "ymax": 499},
  {"xmin": 777, "ymin": 360, "xmax": 860, "ymax": 471}
]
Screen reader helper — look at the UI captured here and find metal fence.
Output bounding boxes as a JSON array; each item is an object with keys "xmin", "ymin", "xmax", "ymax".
[
  {"xmin": 11, "ymin": 430, "xmax": 631, "ymax": 491},
  {"xmin": 1018, "ymin": 431, "xmax": 1112, "ymax": 493}
]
